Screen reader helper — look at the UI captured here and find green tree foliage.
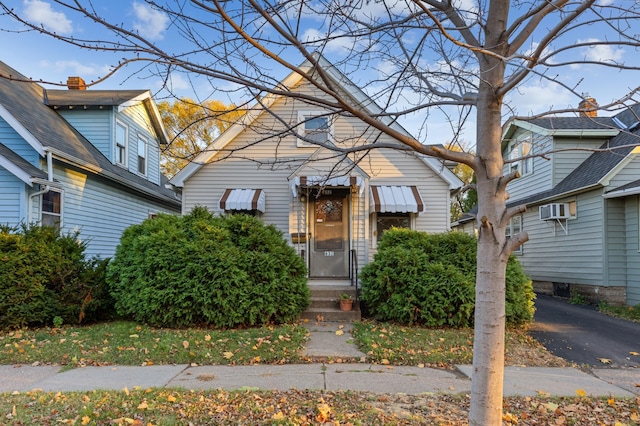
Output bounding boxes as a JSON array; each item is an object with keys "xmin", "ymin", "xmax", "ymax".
[
  {"xmin": 158, "ymin": 98, "xmax": 244, "ymax": 178},
  {"xmin": 0, "ymin": 224, "xmax": 112, "ymax": 329},
  {"xmin": 447, "ymin": 142, "xmax": 477, "ymax": 221},
  {"xmin": 360, "ymin": 229, "xmax": 534, "ymax": 327},
  {"xmin": 107, "ymin": 207, "xmax": 309, "ymax": 328}
]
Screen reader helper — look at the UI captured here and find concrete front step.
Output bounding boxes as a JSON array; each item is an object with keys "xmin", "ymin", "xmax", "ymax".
[
  {"xmin": 302, "ymin": 284, "xmax": 361, "ymax": 321},
  {"xmin": 300, "ymin": 307, "xmax": 361, "ymax": 322}
]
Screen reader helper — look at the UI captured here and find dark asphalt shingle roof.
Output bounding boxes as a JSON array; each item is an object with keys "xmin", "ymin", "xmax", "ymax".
[
  {"xmin": 45, "ymin": 89, "xmax": 149, "ymax": 107},
  {"xmin": 0, "ymin": 142, "xmax": 48, "ymax": 181},
  {"xmin": 0, "ymin": 61, "xmax": 179, "ymax": 207},
  {"xmin": 508, "ymin": 104, "xmax": 640, "ymax": 207}
]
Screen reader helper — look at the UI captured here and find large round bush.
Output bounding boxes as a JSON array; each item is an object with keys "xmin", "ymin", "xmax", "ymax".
[
  {"xmin": 0, "ymin": 224, "xmax": 112, "ymax": 329},
  {"xmin": 360, "ymin": 229, "xmax": 534, "ymax": 327},
  {"xmin": 107, "ymin": 207, "xmax": 309, "ymax": 328}
]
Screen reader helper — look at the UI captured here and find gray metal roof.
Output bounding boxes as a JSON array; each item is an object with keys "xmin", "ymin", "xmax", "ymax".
[{"xmin": 0, "ymin": 61, "xmax": 179, "ymax": 207}]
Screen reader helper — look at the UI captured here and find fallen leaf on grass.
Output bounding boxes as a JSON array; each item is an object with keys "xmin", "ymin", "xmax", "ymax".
[{"xmin": 223, "ymin": 351, "xmax": 234, "ymax": 359}]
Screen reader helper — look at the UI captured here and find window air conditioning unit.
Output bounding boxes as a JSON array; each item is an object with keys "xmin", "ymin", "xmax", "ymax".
[{"xmin": 539, "ymin": 203, "xmax": 571, "ymax": 220}]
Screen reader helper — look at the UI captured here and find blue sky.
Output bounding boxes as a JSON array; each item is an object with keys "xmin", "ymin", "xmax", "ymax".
[{"xmin": 1, "ymin": 0, "xmax": 638, "ymax": 146}]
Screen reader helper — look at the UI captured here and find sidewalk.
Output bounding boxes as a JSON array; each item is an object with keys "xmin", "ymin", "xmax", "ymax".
[{"xmin": 0, "ymin": 322, "xmax": 638, "ymax": 397}]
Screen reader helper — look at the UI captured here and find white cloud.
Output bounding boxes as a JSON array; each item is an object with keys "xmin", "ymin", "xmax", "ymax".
[
  {"xmin": 132, "ymin": 1, "xmax": 169, "ymax": 41},
  {"xmin": 23, "ymin": 0, "xmax": 73, "ymax": 35},
  {"xmin": 507, "ymin": 80, "xmax": 574, "ymax": 117},
  {"xmin": 579, "ymin": 38, "xmax": 624, "ymax": 63}
]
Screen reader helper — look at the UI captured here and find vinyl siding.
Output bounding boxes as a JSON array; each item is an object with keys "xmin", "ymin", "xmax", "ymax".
[
  {"xmin": 58, "ymin": 109, "xmax": 112, "ymax": 160},
  {"xmin": 0, "ymin": 167, "xmax": 27, "ymax": 226},
  {"xmin": 605, "ymin": 198, "xmax": 626, "ymax": 287},
  {"xmin": 0, "ymin": 118, "xmax": 40, "ymax": 166},
  {"xmin": 504, "ymin": 130, "xmax": 552, "ymax": 202},
  {"xmin": 607, "ymin": 155, "xmax": 640, "ymax": 189},
  {"xmin": 117, "ymin": 104, "xmax": 162, "ymax": 186},
  {"xmin": 50, "ymin": 162, "xmax": 179, "ymax": 259},
  {"xmin": 624, "ymin": 196, "xmax": 640, "ymax": 305},
  {"xmin": 518, "ymin": 191, "xmax": 605, "ymax": 285},
  {"xmin": 553, "ymin": 138, "xmax": 607, "ymax": 185},
  {"xmin": 182, "ymin": 79, "xmax": 452, "ymax": 271}
]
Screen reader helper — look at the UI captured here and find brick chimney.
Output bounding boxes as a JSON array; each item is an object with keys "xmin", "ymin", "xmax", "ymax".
[
  {"xmin": 67, "ymin": 76, "xmax": 86, "ymax": 90},
  {"xmin": 578, "ymin": 94, "xmax": 598, "ymax": 117}
]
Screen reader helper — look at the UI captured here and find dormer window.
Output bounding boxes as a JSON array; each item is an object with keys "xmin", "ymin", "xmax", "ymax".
[
  {"xmin": 115, "ymin": 121, "xmax": 127, "ymax": 166},
  {"xmin": 297, "ymin": 111, "xmax": 332, "ymax": 147},
  {"xmin": 507, "ymin": 139, "xmax": 532, "ymax": 176}
]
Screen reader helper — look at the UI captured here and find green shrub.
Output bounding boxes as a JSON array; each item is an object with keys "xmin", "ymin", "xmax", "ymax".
[
  {"xmin": 360, "ymin": 229, "xmax": 534, "ymax": 327},
  {"xmin": 0, "ymin": 224, "xmax": 112, "ymax": 329},
  {"xmin": 107, "ymin": 207, "xmax": 309, "ymax": 328}
]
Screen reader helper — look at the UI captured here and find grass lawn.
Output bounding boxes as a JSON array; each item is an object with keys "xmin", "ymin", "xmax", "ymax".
[{"xmin": 1, "ymin": 321, "xmax": 637, "ymax": 425}]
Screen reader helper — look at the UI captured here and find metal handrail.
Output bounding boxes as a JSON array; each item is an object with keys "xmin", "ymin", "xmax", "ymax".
[{"xmin": 350, "ymin": 249, "xmax": 358, "ymax": 301}]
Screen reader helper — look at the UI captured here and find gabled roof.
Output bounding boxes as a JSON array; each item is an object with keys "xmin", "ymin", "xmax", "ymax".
[
  {"xmin": 46, "ymin": 89, "xmax": 169, "ymax": 146},
  {"xmin": 0, "ymin": 61, "xmax": 179, "ymax": 206},
  {"xmin": 506, "ymin": 104, "xmax": 640, "ymax": 207},
  {"xmin": 170, "ymin": 54, "xmax": 462, "ymax": 190},
  {"xmin": 0, "ymin": 142, "xmax": 48, "ymax": 185}
]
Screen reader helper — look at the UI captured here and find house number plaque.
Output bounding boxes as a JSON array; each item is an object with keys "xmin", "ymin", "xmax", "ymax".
[{"xmin": 324, "ymin": 251, "xmax": 335, "ymax": 257}]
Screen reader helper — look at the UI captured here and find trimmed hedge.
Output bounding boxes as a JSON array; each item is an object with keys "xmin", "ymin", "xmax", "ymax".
[
  {"xmin": 0, "ymin": 224, "xmax": 112, "ymax": 329},
  {"xmin": 107, "ymin": 207, "xmax": 309, "ymax": 328},
  {"xmin": 360, "ymin": 229, "xmax": 534, "ymax": 327}
]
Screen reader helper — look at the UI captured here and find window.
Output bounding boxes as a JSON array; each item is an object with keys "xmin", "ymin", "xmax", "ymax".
[
  {"xmin": 506, "ymin": 214, "xmax": 523, "ymax": 254},
  {"xmin": 507, "ymin": 139, "xmax": 532, "ymax": 176},
  {"xmin": 297, "ymin": 111, "xmax": 332, "ymax": 147},
  {"xmin": 41, "ymin": 190, "xmax": 62, "ymax": 230},
  {"xmin": 137, "ymin": 135, "xmax": 147, "ymax": 175},
  {"xmin": 115, "ymin": 121, "xmax": 127, "ymax": 166},
  {"xmin": 376, "ymin": 213, "xmax": 411, "ymax": 242}
]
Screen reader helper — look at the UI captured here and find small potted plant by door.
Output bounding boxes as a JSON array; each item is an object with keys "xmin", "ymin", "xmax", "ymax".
[{"xmin": 339, "ymin": 293, "xmax": 354, "ymax": 311}]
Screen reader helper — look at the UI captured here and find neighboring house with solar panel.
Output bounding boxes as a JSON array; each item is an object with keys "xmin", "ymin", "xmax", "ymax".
[
  {"xmin": 170, "ymin": 56, "xmax": 463, "ymax": 281},
  {"xmin": 456, "ymin": 98, "xmax": 640, "ymax": 306},
  {"xmin": 0, "ymin": 61, "xmax": 181, "ymax": 258}
]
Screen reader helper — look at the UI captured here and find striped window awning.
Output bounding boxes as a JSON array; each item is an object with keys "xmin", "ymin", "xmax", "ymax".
[
  {"xmin": 370, "ymin": 185, "xmax": 424, "ymax": 213},
  {"xmin": 290, "ymin": 175, "xmax": 364, "ymax": 196},
  {"xmin": 219, "ymin": 189, "xmax": 266, "ymax": 213}
]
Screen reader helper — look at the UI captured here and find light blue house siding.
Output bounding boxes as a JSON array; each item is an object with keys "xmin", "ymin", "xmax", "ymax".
[
  {"xmin": 605, "ymin": 198, "xmax": 627, "ymax": 290},
  {"xmin": 57, "ymin": 109, "xmax": 112, "ymax": 160},
  {"xmin": 623, "ymin": 196, "xmax": 640, "ymax": 305},
  {"xmin": 0, "ymin": 167, "xmax": 27, "ymax": 226},
  {"xmin": 0, "ymin": 119, "xmax": 40, "ymax": 166},
  {"xmin": 51, "ymin": 163, "xmax": 177, "ymax": 259},
  {"xmin": 504, "ymin": 130, "xmax": 553, "ymax": 202},
  {"xmin": 117, "ymin": 105, "xmax": 162, "ymax": 186},
  {"xmin": 519, "ymin": 191, "xmax": 605, "ymax": 286}
]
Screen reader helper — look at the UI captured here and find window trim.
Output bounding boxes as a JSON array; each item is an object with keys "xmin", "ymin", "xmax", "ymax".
[
  {"xmin": 115, "ymin": 120, "xmax": 128, "ymax": 167},
  {"xmin": 506, "ymin": 214, "xmax": 523, "ymax": 254},
  {"xmin": 373, "ymin": 212, "xmax": 414, "ymax": 247},
  {"xmin": 297, "ymin": 111, "xmax": 333, "ymax": 147},
  {"xmin": 507, "ymin": 138, "xmax": 533, "ymax": 176},
  {"xmin": 137, "ymin": 134, "xmax": 147, "ymax": 176},
  {"xmin": 41, "ymin": 189, "xmax": 63, "ymax": 230}
]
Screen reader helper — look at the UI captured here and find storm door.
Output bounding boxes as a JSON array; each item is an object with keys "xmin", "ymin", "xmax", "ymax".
[{"xmin": 309, "ymin": 191, "xmax": 350, "ymax": 278}]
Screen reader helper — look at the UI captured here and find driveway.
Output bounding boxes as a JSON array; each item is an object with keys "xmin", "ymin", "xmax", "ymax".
[{"xmin": 529, "ymin": 294, "xmax": 640, "ymax": 368}]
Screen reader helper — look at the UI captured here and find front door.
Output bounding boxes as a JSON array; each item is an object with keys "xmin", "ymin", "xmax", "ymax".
[{"xmin": 309, "ymin": 191, "xmax": 350, "ymax": 278}]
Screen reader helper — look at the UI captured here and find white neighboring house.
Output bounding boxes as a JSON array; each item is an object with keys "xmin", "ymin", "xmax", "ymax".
[
  {"xmin": 0, "ymin": 61, "xmax": 181, "ymax": 258},
  {"xmin": 170, "ymin": 56, "xmax": 462, "ymax": 281}
]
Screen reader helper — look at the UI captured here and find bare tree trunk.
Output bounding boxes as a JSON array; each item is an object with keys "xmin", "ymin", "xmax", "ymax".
[{"xmin": 469, "ymin": 52, "xmax": 509, "ymax": 423}]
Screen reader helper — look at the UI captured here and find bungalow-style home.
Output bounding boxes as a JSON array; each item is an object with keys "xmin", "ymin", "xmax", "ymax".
[
  {"xmin": 170, "ymin": 56, "xmax": 463, "ymax": 282},
  {"xmin": 456, "ymin": 98, "xmax": 640, "ymax": 306},
  {"xmin": 0, "ymin": 61, "xmax": 181, "ymax": 258}
]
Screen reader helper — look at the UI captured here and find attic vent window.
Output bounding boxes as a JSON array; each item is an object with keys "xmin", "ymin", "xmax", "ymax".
[{"xmin": 297, "ymin": 111, "xmax": 332, "ymax": 147}]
